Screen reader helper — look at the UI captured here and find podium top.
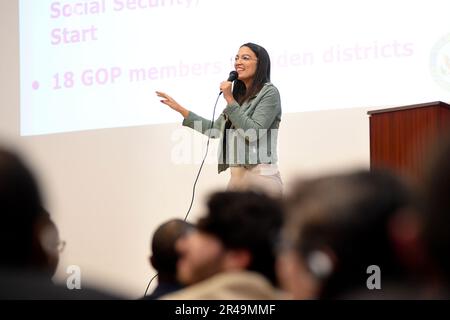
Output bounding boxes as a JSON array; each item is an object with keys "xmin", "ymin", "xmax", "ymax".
[{"xmin": 367, "ymin": 101, "xmax": 450, "ymax": 115}]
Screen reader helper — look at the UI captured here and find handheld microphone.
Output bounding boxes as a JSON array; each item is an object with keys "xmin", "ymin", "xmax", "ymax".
[
  {"xmin": 219, "ymin": 71, "xmax": 238, "ymax": 95},
  {"xmin": 227, "ymin": 70, "xmax": 238, "ymax": 82}
]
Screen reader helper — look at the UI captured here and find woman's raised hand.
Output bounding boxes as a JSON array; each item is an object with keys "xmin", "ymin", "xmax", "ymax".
[{"xmin": 156, "ymin": 91, "xmax": 189, "ymax": 118}]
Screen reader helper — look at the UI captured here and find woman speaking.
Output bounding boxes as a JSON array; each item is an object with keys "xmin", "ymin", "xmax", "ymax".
[{"xmin": 156, "ymin": 43, "xmax": 282, "ymax": 197}]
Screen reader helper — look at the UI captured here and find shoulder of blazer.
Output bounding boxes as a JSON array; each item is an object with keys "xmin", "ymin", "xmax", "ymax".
[
  {"xmin": 258, "ymin": 82, "xmax": 279, "ymax": 98},
  {"xmin": 250, "ymin": 83, "xmax": 279, "ymax": 105}
]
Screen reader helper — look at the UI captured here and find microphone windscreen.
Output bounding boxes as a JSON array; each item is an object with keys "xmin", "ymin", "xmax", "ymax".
[{"xmin": 227, "ymin": 71, "xmax": 238, "ymax": 82}]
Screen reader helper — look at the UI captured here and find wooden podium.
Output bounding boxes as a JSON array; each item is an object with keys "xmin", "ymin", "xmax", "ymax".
[{"xmin": 368, "ymin": 101, "xmax": 450, "ymax": 183}]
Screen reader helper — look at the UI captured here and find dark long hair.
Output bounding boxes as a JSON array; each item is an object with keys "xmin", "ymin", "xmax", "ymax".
[{"xmin": 233, "ymin": 43, "xmax": 271, "ymax": 105}]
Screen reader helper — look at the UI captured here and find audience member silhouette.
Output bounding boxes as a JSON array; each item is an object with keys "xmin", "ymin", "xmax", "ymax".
[
  {"xmin": 0, "ymin": 148, "xmax": 114, "ymax": 299},
  {"xmin": 162, "ymin": 191, "xmax": 283, "ymax": 299},
  {"xmin": 422, "ymin": 134, "xmax": 450, "ymax": 298},
  {"xmin": 144, "ymin": 218, "xmax": 194, "ymax": 299},
  {"xmin": 278, "ymin": 170, "xmax": 427, "ymax": 299}
]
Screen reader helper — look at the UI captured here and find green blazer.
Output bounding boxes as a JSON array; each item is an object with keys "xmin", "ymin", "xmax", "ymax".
[{"xmin": 182, "ymin": 83, "xmax": 282, "ymax": 173}]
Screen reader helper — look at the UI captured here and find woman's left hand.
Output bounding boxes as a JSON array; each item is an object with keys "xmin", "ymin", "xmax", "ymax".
[{"xmin": 220, "ymin": 81, "xmax": 235, "ymax": 105}]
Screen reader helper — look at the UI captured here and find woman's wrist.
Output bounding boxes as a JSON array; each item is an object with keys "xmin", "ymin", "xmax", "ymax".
[
  {"xmin": 224, "ymin": 95, "xmax": 236, "ymax": 106},
  {"xmin": 179, "ymin": 107, "xmax": 189, "ymax": 119}
]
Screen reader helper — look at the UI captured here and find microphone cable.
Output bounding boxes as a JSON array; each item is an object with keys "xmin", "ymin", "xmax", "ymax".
[
  {"xmin": 182, "ymin": 92, "xmax": 222, "ymax": 222},
  {"xmin": 143, "ymin": 92, "xmax": 222, "ymax": 297}
]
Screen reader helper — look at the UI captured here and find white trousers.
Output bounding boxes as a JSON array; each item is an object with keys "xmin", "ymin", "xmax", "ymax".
[{"xmin": 227, "ymin": 164, "xmax": 283, "ymax": 198}]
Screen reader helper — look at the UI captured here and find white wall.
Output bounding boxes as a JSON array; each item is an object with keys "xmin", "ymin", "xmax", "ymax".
[{"xmin": 1, "ymin": 1, "xmax": 371, "ymax": 297}]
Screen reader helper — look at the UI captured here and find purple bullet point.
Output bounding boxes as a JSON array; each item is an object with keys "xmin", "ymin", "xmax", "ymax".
[{"xmin": 32, "ymin": 81, "xmax": 40, "ymax": 90}]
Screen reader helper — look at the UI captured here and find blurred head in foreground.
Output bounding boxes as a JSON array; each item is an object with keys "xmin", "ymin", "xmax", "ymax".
[
  {"xmin": 278, "ymin": 170, "xmax": 425, "ymax": 299},
  {"xmin": 176, "ymin": 191, "xmax": 283, "ymax": 287},
  {"xmin": 150, "ymin": 219, "xmax": 194, "ymax": 282},
  {"xmin": 145, "ymin": 218, "xmax": 194, "ymax": 299},
  {"xmin": 422, "ymin": 133, "xmax": 450, "ymax": 297},
  {"xmin": 0, "ymin": 148, "xmax": 60, "ymax": 277}
]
